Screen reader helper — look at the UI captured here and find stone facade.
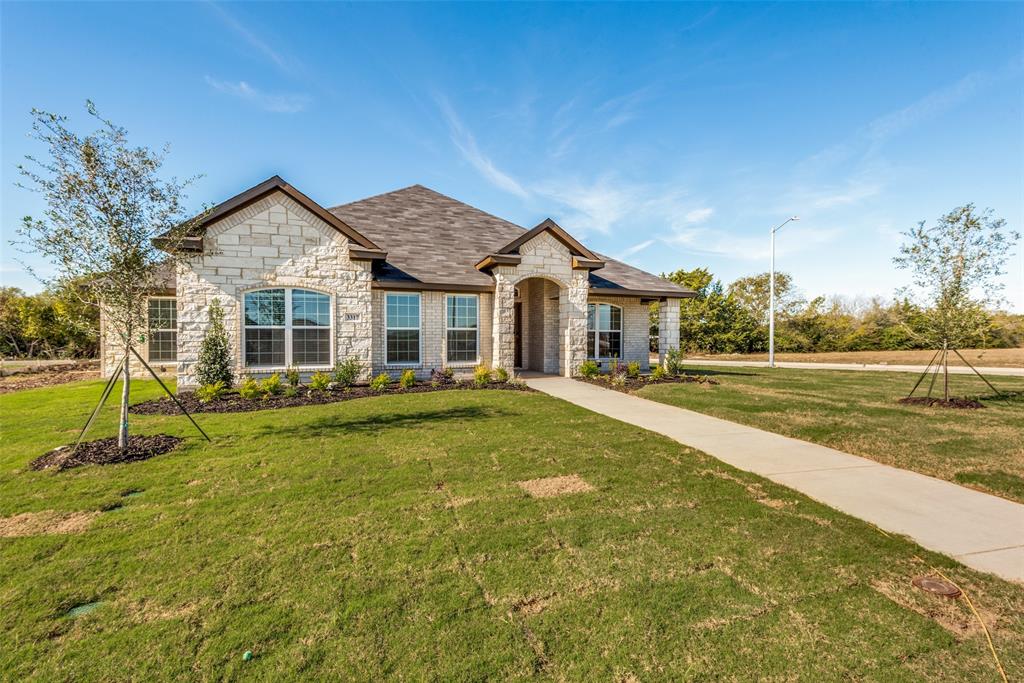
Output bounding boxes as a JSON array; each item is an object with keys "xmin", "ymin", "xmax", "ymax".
[
  {"xmin": 587, "ymin": 293, "xmax": 652, "ymax": 371},
  {"xmin": 658, "ymin": 299, "xmax": 682, "ymax": 367}
]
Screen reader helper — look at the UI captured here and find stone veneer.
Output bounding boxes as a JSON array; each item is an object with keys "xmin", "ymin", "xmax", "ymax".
[{"xmin": 174, "ymin": 191, "xmax": 373, "ymax": 388}]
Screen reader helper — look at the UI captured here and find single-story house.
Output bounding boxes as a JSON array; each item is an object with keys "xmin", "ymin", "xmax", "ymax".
[{"xmin": 100, "ymin": 176, "xmax": 693, "ymax": 388}]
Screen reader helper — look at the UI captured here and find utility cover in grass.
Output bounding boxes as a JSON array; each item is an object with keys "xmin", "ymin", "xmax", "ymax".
[{"xmin": 518, "ymin": 474, "xmax": 595, "ymax": 498}]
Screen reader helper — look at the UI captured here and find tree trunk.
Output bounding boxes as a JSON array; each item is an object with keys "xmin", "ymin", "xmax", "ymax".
[
  {"xmin": 942, "ymin": 341, "xmax": 949, "ymax": 402},
  {"xmin": 118, "ymin": 348, "xmax": 130, "ymax": 452}
]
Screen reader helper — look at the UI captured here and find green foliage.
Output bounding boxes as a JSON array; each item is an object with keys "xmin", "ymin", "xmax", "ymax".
[
  {"xmin": 399, "ymin": 369, "xmax": 416, "ymax": 389},
  {"xmin": 283, "ymin": 385, "xmax": 298, "ymax": 398},
  {"xmin": 650, "ymin": 365, "xmax": 668, "ymax": 381},
  {"xmin": 332, "ymin": 357, "xmax": 362, "ymax": 387},
  {"xmin": 473, "ymin": 365, "xmax": 492, "ymax": 386},
  {"xmin": 260, "ymin": 373, "xmax": 283, "ymax": 396},
  {"xmin": 626, "ymin": 361, "xmax": 641, "ymax": 379},
  {"xmin": 195, "ymin": 299, "xmax": 234, "ymax": 388},
  {"xmin": 238, "ymin": 377, "xmax": 261, "ymax": 400},
  {"xmin": 494, "ymin": 367, "xmax": 509, "ymax": 383},
  {"xmin": 728, "ymin": 271, "xmax": 801, "ymax": 326},
  {"xmin": 370, "ymin": 373, "xmax": 391, "ymax": 392},
  {"xmin": 578, "ymin": 360, "xmax": 600, "ymax": 378},
  {"xmin": 609, "ymin": 372, "xmax": 627, "ymax": 388},
  {"xmin": 285, "ymin": 367, "xmax": 300, "ymax": 387},
  {"xmin": 665, "ymin": 348, "xmax": 684, "ymax": 375},
  {"xmin": 0, "ymin": 283, "xmax": 99, "ymax": 359},
  {"xmin": 309, "ymin": 371, "xmax": 331, "ymax": 392},
  {"xmin": 194, "ymin": 381, "xmax": 226, "ymax": 404}
]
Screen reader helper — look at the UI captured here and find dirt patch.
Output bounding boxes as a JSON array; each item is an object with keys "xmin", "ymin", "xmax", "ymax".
[
  {"xmin": 703, "ymin": 469, "xmax": 793, "ymax": 509},
  {"xmin": 518, "ymin": 474, "xmax": 595, "ymax": 498},
  {"xmin": 30, "ymin": 435, "xmax": 183, "ymax": 471},
  {"xmin": 511, "ymin": 594, "xmax": 554, "ymax": 616},
  {"xmin": 576, "ymin": 374, "xmax": 718, "ymax": 394},
  {"xmin": 898, "ymin": 397, "xmax": 984, "ymax": 409},
  {"xmin": 0, "ymin": 368, "xmax": 99, "ymax": 394},
  {"xmin": 871, "ymin": 578, "xmax": 1001, "ymax": 638},
  {"xmin": 130, "ymin": 380, "xmax": 533, "ymax": 415},
  {"xmin": 0, "ymin": 510, "xmax": 99, "ymax": 537}
]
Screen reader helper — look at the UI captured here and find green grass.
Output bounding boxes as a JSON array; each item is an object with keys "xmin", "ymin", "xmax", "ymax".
[
  {"xmin": 640, "ymin": 367, "xmax": 1024, "ymax": 503},
  {"xmin": 1, "ymin": 379, "xmax": 1023, "ymax": 680}
]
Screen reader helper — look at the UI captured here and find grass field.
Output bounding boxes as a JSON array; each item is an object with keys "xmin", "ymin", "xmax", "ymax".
[
  {"xmin": 683, "ymin": 348, "xmax": 1024, "ymax": 368},
  {"xmin": 2, "ymin": 380, "xmax": 1023, "ymax": 680},
  {"xmin": 640, "ymin": 367, "xmax": 1024, "ymax": 503}
]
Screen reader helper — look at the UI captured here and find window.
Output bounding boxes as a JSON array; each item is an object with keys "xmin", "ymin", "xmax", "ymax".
[
  {"xmin": 386, "ymin": 293, "xmax": 420, "ymax": 364},
  {"xmin": 587, "ymin": 303, "xmax": 622, "ymax": 359},
  {"xmin": 244, "ymin": 288, "xmax": 331, "ymax": 367},
  {"xmin": 446, "ymin": 294, "xmax": 478, "ymax": 363},
  {"xmin": 147, "ymin": 298, "xmax": 177, "ymax": 362}
]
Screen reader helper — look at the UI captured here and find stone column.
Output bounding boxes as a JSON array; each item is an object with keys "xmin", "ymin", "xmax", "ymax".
[
  {"xmin": 491, "ymin": 267, "xmax": 517, "ymax": 372},
  {"xmin": 658, "ymin": 298, "xmax": 680, "ymax": 367},
  {"xmin": 560, "ymin": 271, "xmax": 590, "ymax": 376}
]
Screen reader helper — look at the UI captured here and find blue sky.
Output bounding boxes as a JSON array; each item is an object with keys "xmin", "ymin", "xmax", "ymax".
[{"xmin": 3, "ymin": 2, "xmax": 1022, "ymax": 310}]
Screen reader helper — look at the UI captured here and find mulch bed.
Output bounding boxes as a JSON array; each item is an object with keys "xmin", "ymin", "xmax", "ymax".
[
  {"xmin": 576, "ymin": 374, "xmax": 719, "ymax": 394},
  {"xmin": 897, "ymin": 396, "xmax": 985, "ymax": 410},
  {"xmin": 30, "ymin": 435, "xmax": 184, "ymax": 471},
  {"xmin": 130, "ymin": 381, "xmax": 534, "ymax": 415}
]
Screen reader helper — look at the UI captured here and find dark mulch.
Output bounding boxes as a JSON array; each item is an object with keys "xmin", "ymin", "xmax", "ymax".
[
  {"xmin": 130, "ymin": 381, "xmax": 534, "ymax": 415},
  {"xmin": 576, "ymin": 374, "xmax": 719, "ymax": 394},
  {"xmin": 30, "ymin": 435, "xmax": 184, "ymax": 471},
  {"xmin": 897, "ymin": 396, "xmax": 985, "ymax": 409}
]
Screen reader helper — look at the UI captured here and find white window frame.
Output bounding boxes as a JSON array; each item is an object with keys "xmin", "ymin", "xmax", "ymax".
[
  {"xmin": 445, "ymin": 293, "xmax": 480, "ymax": 366},
  {"xmin": 147, "ymin": 296, "xmax": 178, "ymax": 362},
  {"xmin": 385, "ymin": 292, "xmax": 422, "ymax": 367},
  {"xmin": 587, "ymin": 302, "xmax": 623, "ymax": 360},
  {"xmin": 243, "ymin": 287, "xmax": 334, "ymax": 369}
]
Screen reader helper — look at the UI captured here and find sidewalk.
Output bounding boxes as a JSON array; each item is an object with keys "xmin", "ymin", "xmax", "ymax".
[
  {"xmin": 525, "ymin": 375, "xmax": 1024, "ymax": 583},
  {"xmin": 680, "ymin": 358, "xmax": 1024, "ymax": 377}
]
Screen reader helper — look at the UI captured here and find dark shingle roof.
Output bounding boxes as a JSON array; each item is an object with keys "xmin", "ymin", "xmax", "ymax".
[{"xmin": 330, "ymin": 185, "xmax": 692, "ymax": 297}]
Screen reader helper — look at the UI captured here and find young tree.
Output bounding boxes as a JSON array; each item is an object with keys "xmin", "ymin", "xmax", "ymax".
[
  {"xmin": 194, "ymin": 299, "xmax": 234, "ymax": 388},
  {"xmin": 894, "ymin": 204, "xmax": 1020, "ymax": 398},
  {"xmin": 728, "ymin": 271, "xmax": 802, "ymax": 326},
  {"xmin": 15, "ymin": 102, "xmax": 203, "ymax": 450}
]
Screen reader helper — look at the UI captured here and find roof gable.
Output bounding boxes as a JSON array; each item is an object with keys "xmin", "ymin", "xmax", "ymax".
[{"xmin": 496, "ymin": 218, "xmax": 602, "ymax": 263}]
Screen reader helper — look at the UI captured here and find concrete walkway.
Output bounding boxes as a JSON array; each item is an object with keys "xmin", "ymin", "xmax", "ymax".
[
  {"xmin": 680, "ymin": 358, "xmax": 1024, "ymax": 377},
  {"xmin": 525, "ymin": 375, "xmax": 1024, "ymax": 583}
]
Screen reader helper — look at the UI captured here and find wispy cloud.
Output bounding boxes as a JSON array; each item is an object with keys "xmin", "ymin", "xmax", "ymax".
[
  {"xmin": 615, "ymin": 239, "xmax": 655, "ymax": 260},
  {"xmin": 204, "ymin": 1, "xmax": 297, "ymax": 74},
  {"xmin": 436, "ymin": 95, "xmax": 529, "ymax": 199},
  {"xmin": 205, "ymin": 77, "xmax": 310, "ymax": 113},
  {"xmin": 684, "ymin": 207, "xmax": 714, "ymax": 224},
  {"xmin": 663, "ymin": 224, "xmax": 842, "ymax": 261}
]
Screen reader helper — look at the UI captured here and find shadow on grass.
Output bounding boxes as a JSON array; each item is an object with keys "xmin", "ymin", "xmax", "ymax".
[{"xmin": 259, "ymin": 406, "xmax": 513, "ymax": 437}]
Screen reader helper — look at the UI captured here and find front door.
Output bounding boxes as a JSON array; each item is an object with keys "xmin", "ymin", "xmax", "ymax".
[{"xmin": 513, "ymin": 301, "xmax": 523, "ymax": 368}]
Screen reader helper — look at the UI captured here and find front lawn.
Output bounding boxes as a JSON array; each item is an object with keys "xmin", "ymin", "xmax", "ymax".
[
  {"xmin": 2, "ymin": 380, "xmax": 1023, "ymax": 680},
  {"xmin": 640, "ymin": 366, "xmax": 1024, "ymax": 503}
]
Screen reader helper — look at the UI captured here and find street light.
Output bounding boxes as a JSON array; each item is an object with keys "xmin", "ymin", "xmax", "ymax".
[{"xmin": 769, "ymin": 216, "xmax": 799, "ymax": 368}]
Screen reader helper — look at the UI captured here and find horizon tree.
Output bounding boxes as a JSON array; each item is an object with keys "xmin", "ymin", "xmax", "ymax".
[
  {"xmin": 15, "ymin": 101, "xmax": 205, "ymax": 451},
  {"xmin": 893, "ymin": 203, "xmax": 1020, "ymax": 399}
]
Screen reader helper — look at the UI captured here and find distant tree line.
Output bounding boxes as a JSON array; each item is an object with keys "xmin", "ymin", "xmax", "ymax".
[
  {"xmin": 651, "ymin": 267, "xmax": 1023, "ymax": 354},
  {"xmin": 0, "ymin": 285, "xmax": 99, "ymax": 359}
]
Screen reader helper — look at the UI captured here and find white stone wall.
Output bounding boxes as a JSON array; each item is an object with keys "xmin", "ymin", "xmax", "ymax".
[
  {"xmin": 658, "ymin": 298, "xmax": 681, "ymax": 367},
  {"xmin": 174, "ymin": 192, "xmax": 373, "ymax": 389},
  {"xmin": 99, "ymin": 298, "xmax": 178, "ymax": 379},
  {"xmin": 587, "ymin": 294, "xmax": 651, "ymax": 371},
  {"xmin": 370, "ymin": 290, "xmax": 493, "ymax": 379}
]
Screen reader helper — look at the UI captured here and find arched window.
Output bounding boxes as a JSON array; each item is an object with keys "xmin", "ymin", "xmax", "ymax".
[
  {"xmin": 244, "ymin": 288, "xmax": 331, "ymax": 367},
  {"xmin": 587, "ymin": 303, "xmax": 622, "ymax": 359}
]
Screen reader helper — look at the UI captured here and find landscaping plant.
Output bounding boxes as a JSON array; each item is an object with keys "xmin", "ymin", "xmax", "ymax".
[
  {"xmin": 332, "ymin": 357, "xmax": 362, "ymax": 387},
  {"xmin": 665, "ymin": 347, "xmax": 684, "ymax": 375},
  {"xmin": 399, "ymin": 369, "xmax": 416, "ymax": 389},
  {"xmin": 260, "ymin": 373, "xmax": 283, "ymax": 397},
  {"xmin": 473, "ymin": 365, "xmax": 492, "ymax": 386},
  {"xmin": 578, "ymin": 360, "xmax": 599, "ymax": 378},
  {"xmin": 650, "ymin": 365, "xmax": 668, "ymax": 381},
  {"xmin": 195, "ymin": 299, "xmax": 234, "ymax": 388},
  {"xmin": 626, "ymin": 361, "xmax": 641, "ymax": 379},
  {"xmin": 370, "ymin": 373, "xmax": 391, "ymax": 392},
  {"xmin": 494, "ymin": 367, "xmax": 509, "ymax": 383},
  {"xmin": 238, "ymin": 377, "xmax": 261, "ymax": 400},
  {"xmin": 194, "ymin": 381, "xmax": 226, "ymax": 404},
  {"xmin": 285, "ymin": 367, "xmax": 300, "ymax": 388},
  {"xmin": 308, "ymin": 371, "xmax": 331, "ymax": 392}
]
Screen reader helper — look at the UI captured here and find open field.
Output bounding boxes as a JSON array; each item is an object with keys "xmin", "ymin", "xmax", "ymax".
[
  {"xmin": 2, "ymin": 380, "xmax": 1023, "ymax": 680},
  {"xmin": 641, "ymin": 367, "xmax": 1024, "ymax": 503},
  {"xmin": 683, "ymin": 348, "xmax": 1024, "ymax": 368}
]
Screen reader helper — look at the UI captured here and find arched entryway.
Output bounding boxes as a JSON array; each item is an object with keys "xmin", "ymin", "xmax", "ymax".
[{"xmin": 514, "ymin": 276, "xmax": 564, "ymax": 374}]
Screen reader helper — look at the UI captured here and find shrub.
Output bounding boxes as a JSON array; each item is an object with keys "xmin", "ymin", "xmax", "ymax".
[
  {"xmin": 399, "ymin": 369, "xmax": 416, "ymax": 389},
  {"xmin": 370, "ymin": 373, "xmax": 391, "ymax": 392},
  {"xmin": 650, "ymin": 365, "xmax": 668, "ymax": 381},
  {"xmin": 494, "ymin": 367, "xmax": 509, "ymax": 383},
  {"xmin": 626, "ymin": 361, "xmax": 641, "ymax": 379},
  {"xmin": 578, "ymin": 360, "xmax": 600, "ymax": 378},
  {"xmin": 309, "ymin": 371, "xmax": 331, "ymax": 391},
  {"xmin": 430, "ymin": 367, "xmax": 455, "ymax": 386},
  {"xmin": 195, "ymin": 299, "xmax": 234, "ymax": 388},
  {"xmin": 238, "ymin": 377, "xmax": 261, "ymax": 400},
  {"xmin": 666, "ymin": 347, "xmax": 684, "ymax": 376},
  {"xmin": 473, "ymin": 365, "xmax": 492, "ymax": 386},
  {"xmin": 195, "ymin": 381, "xmax": 226, "ymax": 404},
  {"xmin": 285, "ymin": 367, "xmax": 300, "ymax": 387},
  {"xmin": 333, "ymin": 357, "xmax": 362, "ymax": 387},
  {"xmin": 283, "ymin": 385, "xmax": 298, "ymax": 398},
  {"xmin": 609, "ymin": 372, "xmax": 627, "ymax": 388},
  {"xmin": 260, "ymin": 373, "xmax": 283, "ymax": 396}
]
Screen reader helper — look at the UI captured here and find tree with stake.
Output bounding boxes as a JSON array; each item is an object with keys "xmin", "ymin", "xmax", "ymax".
[
  {"xmin": 894, "ymin": 204, "xmax": 1020, "ymax": 402},
  {"xmin": 15, "ymin": 101, "xmax": 208, "ymax": 452}
]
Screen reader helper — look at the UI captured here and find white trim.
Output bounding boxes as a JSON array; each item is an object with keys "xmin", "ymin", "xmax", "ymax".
[
  {"xmin": 384, "ymin": 291, "xmax": 422, "ymax": 367},
  {"xmin": 444, "ymin": 293, "xmax": 480, "ymax": 366},
  {"xmin": 242, "ymin": 287, "xmax": 334, "ymax": 369},
  {"xmin": 146, "ymin": 296, "xmax": 178, "ymax": 363},
  {"xmin": 587, "ymin": 302, "xmax": 623, "ymax": 360}
]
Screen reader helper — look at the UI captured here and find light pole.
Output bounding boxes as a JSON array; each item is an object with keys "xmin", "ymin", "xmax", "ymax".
[{"xmin": 769, "ymin": 216, "xmax": 799, "ymax": 368}]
